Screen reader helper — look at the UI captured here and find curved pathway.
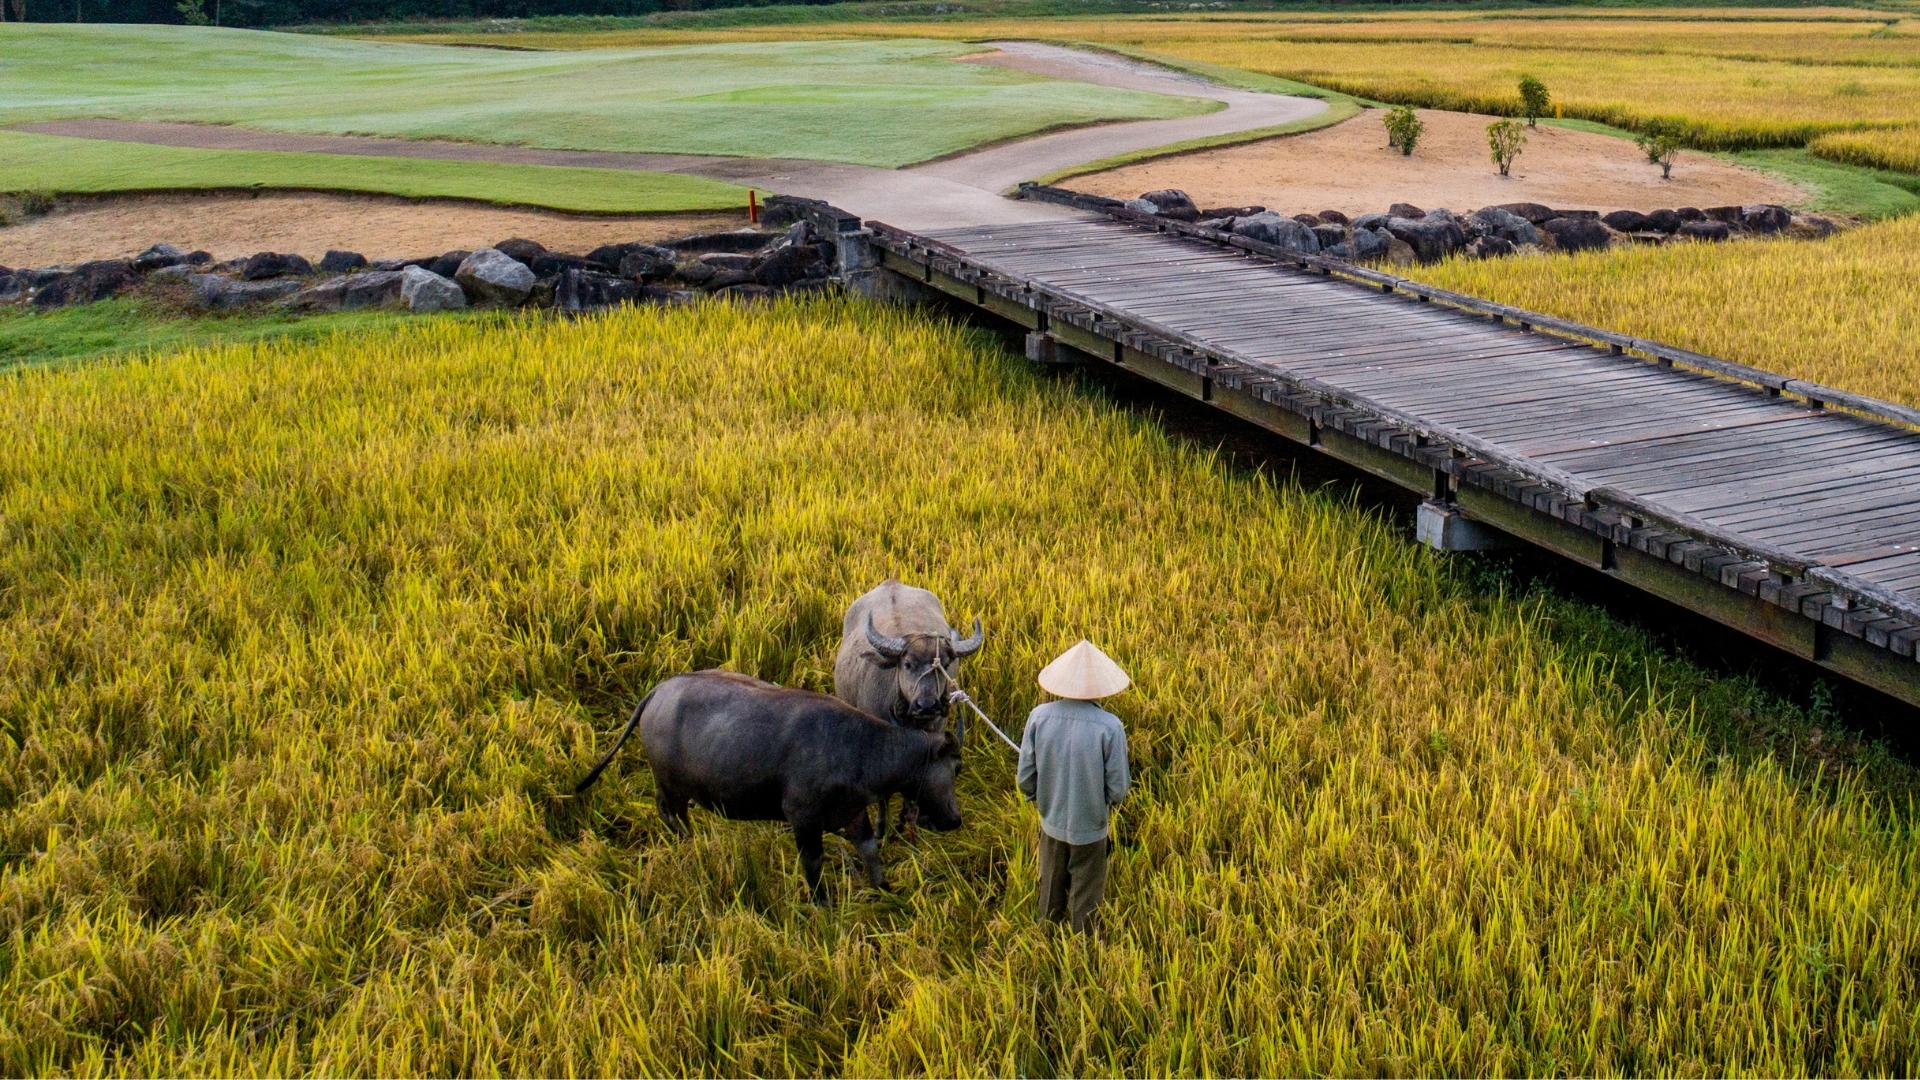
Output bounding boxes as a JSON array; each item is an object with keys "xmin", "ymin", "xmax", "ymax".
[{"xmin": 13, "ymin": 43, "xmax": 1326, "ymax": 230}]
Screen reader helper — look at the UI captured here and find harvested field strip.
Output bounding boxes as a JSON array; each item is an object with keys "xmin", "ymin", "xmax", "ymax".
[
  {"xmin": 1409, "ymin": 215, "xmax": 1920, "ymax": 408},
  {"xmin": 0, "ymin": 132, "xmax": 749, "ymax": 214},
  {"xmin": 1, "ymin": 297, "xmax": 1915, "ymax": 1073}
]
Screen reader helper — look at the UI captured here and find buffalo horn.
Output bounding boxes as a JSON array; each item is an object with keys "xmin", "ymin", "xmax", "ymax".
[
  {"xmin": 951, "ymin": 617, "xmax": 984, "ymax": 656},
  {"xmin": 865, "ymin": 612, "xmax": 908, "ymax": 659}
]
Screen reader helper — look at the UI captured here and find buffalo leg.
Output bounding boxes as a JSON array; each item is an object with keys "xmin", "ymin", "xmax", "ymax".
[
  {"xmin": 656, "ymin": 787, "xmax": 691, "ymax": 835},
  {"xmin": 794, "ymin": 824, "xmax": 829, "ymax": 905},
  {"xmin": 840, "ymin": 809, "xmax": 886, "ymax": 890}
]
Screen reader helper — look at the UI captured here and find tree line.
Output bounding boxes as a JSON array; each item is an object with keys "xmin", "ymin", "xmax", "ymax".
[{"xmin": 0, "ymin": 0, "xmax": 841, "ymax": 27}]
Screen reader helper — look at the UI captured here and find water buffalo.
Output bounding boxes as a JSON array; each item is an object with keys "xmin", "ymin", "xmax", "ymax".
[
  {"xmin": 574, "ymin": 670, "xmax": 962, "ymax": 904},
  {"xmin": 833, "ymin": 578, "xmax": 984, "ymax": 733}
]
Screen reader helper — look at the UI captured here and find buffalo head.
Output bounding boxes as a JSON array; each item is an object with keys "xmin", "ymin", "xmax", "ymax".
[
  {"xmin": 865, "ymin": 613, "xmax": 984, "ymax": 722},
  {"xmin": 907, "ymin": 730, "xmax": 964, "ymax": 832}
]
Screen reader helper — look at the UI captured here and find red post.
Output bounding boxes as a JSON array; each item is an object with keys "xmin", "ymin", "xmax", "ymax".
[{"xmin": 749, "ymin": 189, "xmax": 759, "ymax": 225}]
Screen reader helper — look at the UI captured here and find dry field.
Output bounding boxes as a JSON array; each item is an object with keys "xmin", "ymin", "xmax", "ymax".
[{"xmin": 2, "ymin": 297, "xmax": 1917, "ymax": 1074}]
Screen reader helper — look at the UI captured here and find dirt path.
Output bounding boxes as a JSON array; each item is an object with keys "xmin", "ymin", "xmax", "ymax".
[
  {"xmin": 0, "ymin": 192, "xmax": 740, "ymax": 266},
  {"xmin": 1073, "ymin": 108, "xmax": 1802, "ymax": 215}
]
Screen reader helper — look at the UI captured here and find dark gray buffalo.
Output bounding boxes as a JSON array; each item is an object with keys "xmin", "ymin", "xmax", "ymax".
[
  {"xmin": 833, "ymin": 578, "xmax": 984, "ymax": 733},
  {"xmin": 574, "ymin": 670, "xmax": 961, "ymax": 903}
]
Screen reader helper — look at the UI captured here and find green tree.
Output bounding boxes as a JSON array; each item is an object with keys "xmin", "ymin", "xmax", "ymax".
[
  {"xmin": 1487, "ymin": 118, "xmax": 1527, "ymax": 177},
  {"xmin": 1517, "ymin": 75, "xmax": 1550, "ymax": 128},
  {"xmin": 177, "ymin": 0, "xmax": 210, "ymax": 23},
  {"xmin": 1636, "ymin": 125, "xmax": 1681, "ymax": 179},
  {"xmin": 1383, "ymin": 105, "xmax": 1424, "ymax": 157}
]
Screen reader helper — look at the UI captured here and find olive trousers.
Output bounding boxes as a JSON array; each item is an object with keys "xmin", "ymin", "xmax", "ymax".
[{"xmin": 1036, "ymin": 831, "xmax": 1109, "ymax": 933}]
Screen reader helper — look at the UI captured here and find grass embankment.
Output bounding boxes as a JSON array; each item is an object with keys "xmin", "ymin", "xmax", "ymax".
[
  {"xmin": 3, "ymin": 297, "xmax": 1917, "ymax": 1074},
  {"xmin": 0, "ymin": 298, "xmax": 444, "ymax": 372},
  {"xmin": 0, "ymin": 132, "xmax": 749, "ymax": 214},
  {"xmin": 0, "ymin": 26, "xmax": 1209, "ymax": 168},
  {"xmin": 1411, "ymin": 213, "xmax": 1920, "ymax": 406}
]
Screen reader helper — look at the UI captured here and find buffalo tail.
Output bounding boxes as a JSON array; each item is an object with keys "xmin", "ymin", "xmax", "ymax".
[{"xmin": 574, "ymin": 690, "xmax": 654, "ymax": 793}]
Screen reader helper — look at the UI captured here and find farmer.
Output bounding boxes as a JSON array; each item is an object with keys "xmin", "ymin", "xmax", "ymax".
[{"xmin": 1017, "ymin": 639, "xmax": 1131, "ymax": 934}]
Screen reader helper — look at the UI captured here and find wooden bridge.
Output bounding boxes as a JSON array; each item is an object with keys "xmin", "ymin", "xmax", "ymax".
[{"xmin": 800, "ymin": 186, "xmax": 1920, "ymax": 708}]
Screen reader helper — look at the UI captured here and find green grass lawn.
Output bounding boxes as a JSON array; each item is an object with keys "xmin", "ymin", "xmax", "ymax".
[
  {"xmin": 0, "ymin": 25, "xmax": 1211, "ymax": 168},
  {"xmin": 0, "ymin": 132, "xmax": 749, "ymax": 213}
]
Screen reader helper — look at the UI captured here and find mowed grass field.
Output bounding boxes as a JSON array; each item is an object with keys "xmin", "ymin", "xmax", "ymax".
[
  {"xmin": 0, "ymin": 132, "xmax": 748, "ymax": 214},
  {"xmin": 4, "ymin": 297, "xmax": 1919, "ymax": 1074},
  {"xmin": 0, "ymin": 26, "xmax": 1209, "ymax": 169},
  {"xmin": 410, "ymin": 6, "xmax": 1920, "ymax": 155}
]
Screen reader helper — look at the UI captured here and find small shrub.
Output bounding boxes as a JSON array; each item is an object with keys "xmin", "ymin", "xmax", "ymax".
[
  {"xmin": 1636, "ymin": 124, "xmax": 1682, "ymax": 179},
  {"xmin": 1517, "ymin": 75, "xmax": 1550, "ymax": 127},
  {"xmin": 1487, "ymin": 119, "xmax": 1527, "ymax": 176},
  {"xmin": 1383, "ymin": 104, "xmax": 1424, "ymax": 157}
]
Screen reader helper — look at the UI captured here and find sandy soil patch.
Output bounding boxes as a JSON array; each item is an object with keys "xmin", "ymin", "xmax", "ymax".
[
  {"xmin": 0, "ymin": 191, "xmax": 747, "ymax": 267},
  {"xmin": 1074, "ymin": 108, "xmax": 1802, "ymax": 215}
]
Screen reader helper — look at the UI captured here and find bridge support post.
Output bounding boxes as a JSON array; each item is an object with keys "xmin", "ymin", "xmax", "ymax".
[{"xmin": 1417, "ymin": 501, "xmax": 1514, "ymax": 553}]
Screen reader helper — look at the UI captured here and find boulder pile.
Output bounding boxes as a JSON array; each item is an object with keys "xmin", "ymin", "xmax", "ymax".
[
  {"xmin": 3, "ymin": 219, "xmax": 837, "ymax": 314},
  {"xmin": 1121, "ymin": 189, "xmax": 1838, "ymax": 264}
]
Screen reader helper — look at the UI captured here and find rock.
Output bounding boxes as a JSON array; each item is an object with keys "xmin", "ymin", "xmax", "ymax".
[
  {"xmin": 1194, "ymin": 217, "xmax": 1235, "ymax": 232},
  {"xmin": 1491, "ymin": 201, "xmax": 1557, "ymax": 224},
  {"xmin": 555, "ymin": 267, "xmax": 642, "ymax": 311},
  {"xmin": 494, "ymin": 238, "xmax": 547, "ymax": 264},
  {"xmin": 1230, "ymin": 211, "xmax": 1320, "ymax": 254},
  {"xmin": 1468, "ymin": 206, "xmax": 1541, "ymax": 246},
  {"xmin": 318, "ymin": 249, "xmax": 368, "ymax": 274},
  {"xmin": 1644, "ymin": 208, "xmax": 1684, "ymax": 232},
  {"xmin": 32, "ymin": 259, "xmax": 139, "ymax": 309},
  {"xmin": 1541, "ymin": 216, "xmax": 1613, "ymax": 252},
  {"xmin": 147, "ymin": 264, "xmax": 197, "ymax": 284},
  {"xmin": 0, "ymin": 269, "xmax": 20, "ymax": 303},
  {"xmin": 1703, "ymin": 205, "xmax": 1745, "ymax": 225},
  {"xmin": 674, "ymin": 259, "xmax": 717, "ymax": 286},
  {"xmin": 287, "ymin": 269, "xmax": 406, "ymax": 311},
  {"xmin": 1467, "ymin": 235, "xmax": 1516, "ymax": 259},
  {"xmin": 705, "ymin": 269, "xmax": 755, "ymax": 291},
  {"xmin": 1137, "ymin": 189, "xmax": 1198, "ymax": 222},
  {"xmin": 1383, "ymin": 215, "xmax": 1466, "ymax": 262},
  {"xmin": 1310, "ymin": 223, "xmax": 1348, "ymax": 250},
  {"xmin": 240, "ymin": 251, "xmax": 312, "ymax": 280},
  {"xmin": 1675, "ymin": 206, "xmax": 1705, "ymax": 222},
  {"xmin": 1316, "ymin": 209, "xmax": 1350, "ymax": 226},
  {"xmin": 617, "ymin": 246, "xmax": 678, "ymax": 282},
  {"xmin": 400, "ymin": 266, "xmax": 466, "ymax": 312},
  {"xmin": 1199, "ymin": 205, "xmax": 1264, "ymax": 219},
  {"xmin": 1123, "ymin": 197, "xmax": 1160, "ymax": 217},
  {"xmin": 1677, "ymin": 220, "xmax": 1732, "ymax": 242},
  {"xmin": 1351, "ymin": 213, "xmax": 1391, "ymax": 232},
  {"xmin": 1742, "ymin": 204, "xmax": 1793, "ymax": 234},
  {"xmin": 1388, "ymin": 202, "xmax": 1426, "ymax": 219},
  {"xmin": 716, "ymin": 283, "xmax": 776, "ymax": 301},
  {"xmin": 751, "ymin": 224, "xmax": 829, "ymax": 287},
  {"xmin": 698, "ymin": 252, "xmax": 755, "ymax": 273},
  {"xmin": 428, "ymin": 250, "xmax": 470, "ymax": 280},
  {"xmin": 132, "ymin": 243, "xmax": 188, "ymax": 272},
  {"xmin": 1602, "ymin": 209, "xmax": 1650, "ymax": 233},
  {"xmin": 664, "ymin": 230, "xmax": 775, "ymax": 255},
  {"xmin": 186, "ymin": 251, "xmax": 213, "ymax": 267},
  {"xmin": 1789, "ymin": 213, "xmax": 1838, "ymax": 239},
  {"xmin": 190, "ymin": 273, "xmax": 301, "ymax": 309},
  {"xmin": 1292, "ymin": 213, "xmax": 1322, "ymax": 228},
  {"xmin": 16, "ymin": 267, "xmax": 66, "ymax": 290},
  {"xmin": 454, "ymin": 248, "xmax": 536, "ymax": 306},
  {"xmin": 1383, "ymin": 236, "xmax": 1418, "ymax": 265},
  {"xmin": 1557, "ymin": 209, "xmax": 1603, "ymax": 221},
  {"xmin": 759, "ymin": 199, "xmax": 809, "ymax": 230},
  {"xmin": 529, "ymin": 252, "xmax": 596, "ymax": 278},
  {"xmin": 1324, "ymin": 228, "xmax": 1390, "ymax": 262},
  {"xmin": 586, "ymin": 241, "xmax": 677, "ymax": 273}
]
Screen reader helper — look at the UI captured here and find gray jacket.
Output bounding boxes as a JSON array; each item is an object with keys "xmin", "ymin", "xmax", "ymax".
[{"xmin": 1017, "ymin": 699, "xmax": 1130, "ymax": 845}]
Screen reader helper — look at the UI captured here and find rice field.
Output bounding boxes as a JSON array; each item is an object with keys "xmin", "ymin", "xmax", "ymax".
[
  {"xmin": 1811, "ymin": 125, "xmax": 1920, "ymax": 175},
  {"xmin": 1410, "ymin": 214, "xmax": 1920, "ymax": 408},
  {"xmin": 405, "ymin": 7, "xmax": 1920, "ymax": 152},
  {"xmin": 4, "ymin": 296, "xmax": 1918, "ymax": 1074}
]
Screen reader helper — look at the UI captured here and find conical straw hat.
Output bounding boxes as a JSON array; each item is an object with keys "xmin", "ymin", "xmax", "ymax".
[{"xmin": 1037, "ymin": 639, "xmax": 1130, "ymax": 700}]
